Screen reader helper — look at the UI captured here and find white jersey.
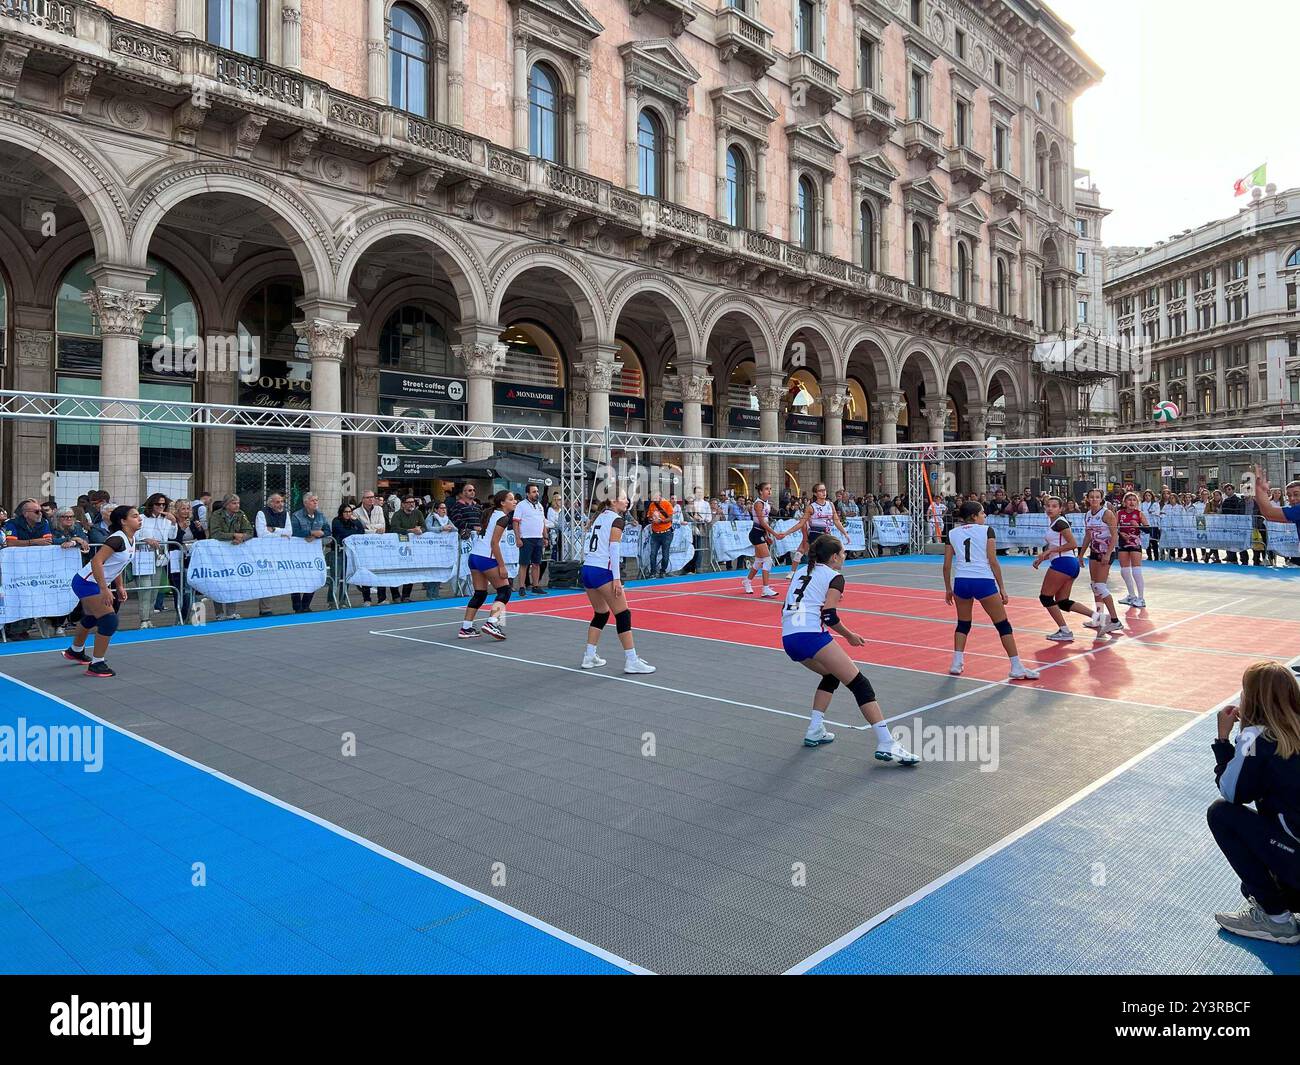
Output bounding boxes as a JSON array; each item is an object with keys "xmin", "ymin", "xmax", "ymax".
[
  {"xmin": 781, "ymin": 563, "xmax": 844, "ymax": 637},
  {"xmin": 1084, "ymin": 507, "xmax": 1113, "ymax": 552},
  {"xmin": 583, "ymin": 509, "xmax": 624, "ymax": 573},
  {"xmin": 78, "ymin": 531, "xmax": 134, "ymax": 584},
  {"xmin": 806, "ymin": 500, "xmax": 837, "ymax": 534},
  {"xmin": 753, "ymin": 499, "xmax": 771, "ymax": 528},
  {"xmin": 1044, "ymin": 516, "xmax": 1072, "ymax": 555},
  {"xmin": 948, "ymin": 523, "xmax": 996, "ymax": 580},
  {"xmin": 471, "ymin": 510, "xmax": 511, "ymax": 559}
]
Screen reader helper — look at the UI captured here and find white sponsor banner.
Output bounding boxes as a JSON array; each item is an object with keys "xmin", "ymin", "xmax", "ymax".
[
  {"xmin": 1267, "ymin": 520, "xmax": 1300, "ymax": 557},
  {"xmin": 710, "ymin": 520, "xmax": 755, "ymax": 563},
  {"xmin": 621, "ymin": 523, "xmax": 642, "ymax": 559},
  {"xmin": 1156, "ymin": 513, "xmax": 1253, "ymax": 551},
  {"xmin": 455, "ymin": 526, "xmax": 520, "ymax": 579},
  {"xmin": 186, "ymin": 538, "xmax": 327, "ymax": 603},
  {"xmin": 0, "ymin": 545, "xmax": 81, "ymax": 623},
  {"xmin": 987, "ymin": 513, "xmax": 1051, "ymax": 547},
  {"xmin": 872, "ymin": 515, "xmax": 911, "ymax": 547},
  {"xmin": 841, "ymin": 517, "xmax": 868, "ymax": 552},
  {"xmin": 772, "ymin": 519, "xmax": 804, "ymax": 554},
  {"xmin": 344, "ymin": 533, "xmax": 458, "ymax": 586}
]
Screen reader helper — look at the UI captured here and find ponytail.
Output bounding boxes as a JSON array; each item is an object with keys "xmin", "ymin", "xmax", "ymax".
[
  {"xmin": 107, "ymin": 505, "xmax": 135, "ymax": 534},
  {"xmin": 480, "ymin": 490, "xmax": 511, "ymax": 535},
  {"xmin": 807, "ymin": 533, "xmax": 842, "ymax": 572}
]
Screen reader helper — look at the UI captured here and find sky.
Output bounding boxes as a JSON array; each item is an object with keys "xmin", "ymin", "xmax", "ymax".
[{"xmin": 1047, "ymin": 0, "xmax": 1300, "ymax": 248}]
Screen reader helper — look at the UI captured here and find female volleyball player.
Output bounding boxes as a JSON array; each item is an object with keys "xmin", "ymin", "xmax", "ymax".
[
  {"xmin": 793, "ymin": 483, "xmax": 845, "ymax": 571},
  {"xmin": 1031, "ymin": 496, "xmax": 1097, "ymax": 642},
  {"xmin": 459, "ymin": 490, "xmax": 516, "ymax": 641},
  {"xmin": 1115, "ymin": 490, "xmax": 1150, "ymax": 608},
  {"xmin": 580, "ymin": 492, "xmax": 655, "ymax": 674},
  {"xmin": 782, "ymin": 534, "xmax": 918, "ymax": 763},
  {"xmin": 1079, "ymin": 489, "xmax": 1123, "ymax": 636},
  {"xmin": 942, "ymin": 501, "xmax": 1039, "ymax": 680},
  {"xmin": 62, "ymin": 504, "xmax": 140, "ymax": 677},
  {"xmin": 742, "ymin": 482, "xmax": 785, "ymax": 598}
]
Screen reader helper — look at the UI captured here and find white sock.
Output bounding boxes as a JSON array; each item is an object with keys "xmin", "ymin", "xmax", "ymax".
[
  {"xmin": 1010, "ymin": 655, "xmax": 1023, "ymax": 672},
  {"xmin": 809, "ymin": 709, "xmax": 825, "ymax": 732},
  {"xmin": 1059, "ymin": 624, "xmax": 1071, "ymax": 633},
  {"xmin": 625, "ymin": 648, "xmax": 638, "ymax": 666},
  {"xmin": 872, "ymin": 722, "xmax": 893, "ymax": 747},
  {"xmin": 1134, "ymin": 569, "xmax": 1145, "ymax": 596},
  {"xmin": 585, "ymin": 643, "xmax": 599, "ymax": 659},
  {"xmin": 1120, "ymin": 567, "xmax": 1136, "ymax": 597},
  {"xmin": 91, "ymin": 656, "xmax": 104, "ymax": 664},
  {"xmin": 1266, "ymin": 910, "xmax": 1294, "ymax": 923},
  {"xmin": 951, "ymin": 651, "xmax": 965, "ymax": 668},
  {"xmin": 72, "ymin": 637, "xmax": 86, "ymax": 651}
]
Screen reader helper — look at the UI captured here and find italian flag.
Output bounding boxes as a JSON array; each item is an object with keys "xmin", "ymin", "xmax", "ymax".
[{"xmin": 1233, "ymin": 164, "xmax": 1267, "ymax": 197}]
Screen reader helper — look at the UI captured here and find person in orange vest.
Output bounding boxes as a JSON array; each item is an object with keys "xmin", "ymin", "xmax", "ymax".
[{"xmin": 645, "ymin": 492, "xmax": 675, "ymax": 579}]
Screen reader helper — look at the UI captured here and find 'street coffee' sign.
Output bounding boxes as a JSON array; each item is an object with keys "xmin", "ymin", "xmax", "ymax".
[
  {"xmin": 495, "ymin": 382, "xmax": 565, "ymax": 411},
  {"xmin": 380, "ymin": 371, "xmax": 467, "ymax": 404}
]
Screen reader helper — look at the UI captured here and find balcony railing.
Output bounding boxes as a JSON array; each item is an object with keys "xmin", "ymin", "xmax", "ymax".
[
  {"xmin": 849, "ymin": 88, "xmax": 897, "ymax": 138},
  {"xmin": 901, "ymin": 119, "xmax": 944, "ymax": 169},
  {"xmin": 0, "ymin": 0, "xmax": 76, "ymax": 33},
  {"xmin": 989, "ymin": 168, "xmax": 1022, "ymax": 211},
  {"xmin": 714, "ymin": 5, "xmax": 775, "ymax": 76},
  {"xmin": 946, "ymin": 145, "xmax": 987, "ymax": 191},
  {"xmin": 788, "ymin": 51, "xmax": 842, "ymax": 114}
]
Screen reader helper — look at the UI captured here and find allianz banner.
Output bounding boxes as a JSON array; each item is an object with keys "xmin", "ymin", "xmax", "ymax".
[
  {"xmin": 1156, "ymin": 514, "xmax": 1253, "ymax": 551},
  {"xmin": 186, "ymin": 538, "xmax": 327, "ymax": 603},
  {"xmin": 1266, "ymin": 520, "xmax": 1300, "ymax": 557},
  {"xmin": 0, "ymin": 545, "xmax": 81, "ymax": 623},
  {"xmin": 344, "ymin": 533, "xmax": 459, "ymax": 587}
]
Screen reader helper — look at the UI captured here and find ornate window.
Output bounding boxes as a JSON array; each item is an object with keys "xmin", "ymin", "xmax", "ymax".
[
  {"xmin": 995, "ymin": 255, "xmax": 1009, "ymax": 314},
  {"xmin": 638, "ymin": 109, "xmax": 665, "ymax": 197},
  {"xmin": 1035, "ymin": 133, "xmax": 1047, "ymax": 194},
  {"xmin": 207, "ymin": 0, "xmax": 262, "ymax": 58},
  {"xmin": 797, "ymin": 174, "xmax": 817, "ymax": 250},
  {"xmin": 711, "ymin": 84, "xmax": 779, "ymax": 230},
  {"xmin": 621, "ymin": 40, "xmax": 699, "ymax": 202},
  {"xmin": 859, "ymin": 200, "xmax": 875, "ymax": 271},
  {"xmin": 529, "ymin": 62, "xmax": 561, "ymax": 162},
  {"xmin": 956, "ymin": 240, "xmax": 971, "ymax": 302},
  {"xmin": 726, "ymin": 146, "xmax": 747, "ymax": 227},
  {"xmin": 379, "ymin": 305, "xmax": 451, "ymax": 376},
  {"xmin": 1286, "ymin": 248, "xmax": 1300, "ymax": 268},
  {"xmin": 1048, "ymin": 142, "xmax": 1063, "ymax": 204},
  {"xmin": 911, "ymin": 221, "xmax": 929, "ymax": 287},
  {"xmin": 389, "ymin": 3, "xmax": 432, "ymax": 118},
  {"xmin": 796, "ymin": 0, "xmax": 817, "ymax": 53}
]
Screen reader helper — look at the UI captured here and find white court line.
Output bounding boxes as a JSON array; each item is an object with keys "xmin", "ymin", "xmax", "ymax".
[
  {"xmin": 0, "ymin": 671, "xmax": 652, "ymax": 976},
  {"xmin": 781, "ymin": 651, "xmax": 1300, "ymax": 975},
  {"xmin": 368, "ymin": 629, "xmax": 867, "ymax": 731}
]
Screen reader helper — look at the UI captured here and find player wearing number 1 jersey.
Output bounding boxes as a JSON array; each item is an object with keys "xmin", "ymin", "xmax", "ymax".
[
  {"xmin": 782, "ymin": 534, "xmax": 919, "ymax": 764},
  {"xmin": 580, "ymin": 493, "xmax": 655, "ymax": 674},
  {"xmin": 942, "ymin": 502, "xmax": 1039, "ymax": 681}
]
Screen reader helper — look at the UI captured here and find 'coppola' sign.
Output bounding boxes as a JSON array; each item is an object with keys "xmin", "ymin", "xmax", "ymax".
[{"xmin": 495, "ymin": 382, "xmax": 565, "ymax": 411}]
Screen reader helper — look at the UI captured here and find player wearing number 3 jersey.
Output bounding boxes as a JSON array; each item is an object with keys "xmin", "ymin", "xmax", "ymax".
[{"xmin": 781, "ymin": 534, "xmax": 919, "ymax": 764}]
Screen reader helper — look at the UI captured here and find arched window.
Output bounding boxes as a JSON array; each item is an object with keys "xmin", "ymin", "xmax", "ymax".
[
  {"xmin": 208, "ymin": 0, "xmax": 261, "ymax": 58},
  {"xmin": 528, "ymin": 63, "xmax": 561, "ymax": 162},
  {"xmin": 1287, "ymin": 248, "xmax": 1300, "ymax": 268},
  {"xmin": 379, "ymin": 305, "xmax": 451, "ymax": 376},
  {"xmin": 389, "ymin": 3, "xmax": 432, "ymax": 118},
  {"xmin": 859, "ymin": 201, "xmax": 875, "ymax": 271},
  {"xmin": 957, "ymin": 241, "xmax": 971, "ymax": 302},
  {"xmin": 725, "ymin": 146, "xmax": 746, "ymax": 227},
  {"xmin": 1048, "ymin": 143, "xmax": 1062, "ymax": 204},
  {"xmin": 1034, "ymin": 90, "xmax": 1044, "ymax": 113},
  {"xmin": 911, "ymin": 222, "xmax": 928, "ymax": 287},
  {"xmin": 995, "ymin": 255, "xmax": 1009, "ymax": 314},
  {"xmin": 797, "ymin": 174, "xmax": 817, "ymax": 250},
  {"xmin": 57, "ymin": 255, "xmax": 199, "ymax": 345},
  {"xmin": 1035, "ymin": 133, "xmax": 1047, "ymax": 195},
  {"xmin": 638, "ymin": 109, "xmax": 665, "ymax": 198}
]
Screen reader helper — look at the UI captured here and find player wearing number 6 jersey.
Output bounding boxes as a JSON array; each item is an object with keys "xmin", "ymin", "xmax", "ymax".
[
  {"xmin": 580, "ymin": 493, "xmax": 655, "ymax": 674},
  {"xmin": 942, "ymin": 502, "xmax": 1039, "ymax": 681},
  {"xmin": 782, "ymin": 534, "xmax": 919, "ymax": 764}
]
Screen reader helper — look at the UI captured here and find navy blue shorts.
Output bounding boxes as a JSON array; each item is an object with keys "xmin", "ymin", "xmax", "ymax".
[
  {"xmin": 782, "ymin": 631, "xmax": 833, "ymax": 663},
  {"xmin": 518, "ymin": 538, "xmax": 543, "ymax": 567},
  {"xmin": 580, "ymin": 565, "xmax": 615, "ymax": 589},
  {"xmin": 71, "ymin": 574, "xmax": 101, "ymax": 599},
  {"xmin": 1049, "ymin": 555, "xmax": 1080, "ymax": 579},
  {"xmin": 953, "ymin": 577, "xmax": 999, "ymax": 601},
  {"xmin": 469, "ymin": 554, "xmax": 500, "ymax": 573}
]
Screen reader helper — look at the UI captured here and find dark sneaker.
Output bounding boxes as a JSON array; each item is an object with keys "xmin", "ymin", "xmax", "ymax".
[
  {"xmin": 532, "ymin": 587, "xmax": 549, "ymax": 595},
  {"xmin": 85, "ymin": 661, "xmax": 115, "ymax": 678},
  {"xmin": 62, "ymin": 648, "xmax": 90, "ymax": 664}
]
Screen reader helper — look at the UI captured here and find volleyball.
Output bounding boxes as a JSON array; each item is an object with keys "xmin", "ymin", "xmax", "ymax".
[{"xmin": 1151, "ymin": 400, "xmax": 1180, "ymax": 423}]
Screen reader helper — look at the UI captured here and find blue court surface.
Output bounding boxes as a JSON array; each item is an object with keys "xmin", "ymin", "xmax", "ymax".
[{"xmin": 1, "ymin": 554, "xmax": 1298, "ymax": 975}]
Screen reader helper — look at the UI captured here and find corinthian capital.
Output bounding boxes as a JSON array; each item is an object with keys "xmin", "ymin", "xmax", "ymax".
[
  {"xmin": 82, "ymin": 287, "xmax": 161, "ymax": 338},
  {"xmin": 15, "ymin": 328, "xmax": 54, "ymax": 368},
  {"xmin": 293, "ymin": 318, "xmax": 360, "ymax": 361},
  {"xmin": 578, "ymin": 356, "xmax": 616, "ymax": 393},
  {"xmin": 757, "ymin": 383, "xmax": 785, "ymax": 412},
  {"xmin": 453, "ymin": 342, "xmax": 507, "ymax": 379},
  {"xmin": 822, "ymin": 388, "xmax": 850, "ymax": 418},
  {"xmin": 677, "ymin": 373, "xmax": 713, "ymax": 404}
]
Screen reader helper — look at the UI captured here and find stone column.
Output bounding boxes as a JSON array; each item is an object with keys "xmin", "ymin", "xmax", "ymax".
[
  {"xmin": 821, "ymin": 172, "xmax": 834, "ymax": 254},
  {"xmin": 822, "ymin": 384, "xmax": 848, "ymax": 495},
  {"xmin": 12, "ymin": 326, "xmax": 54, "ymax": 502},
  {"xmin": 625, "ymin": 86, "xmax": 641, "ymax": 192},
  {"xmin": 967, "ymin": 403, "xmax": 989, "ymax": 494},
  {"xmin": 676, "ymin": 367, "xmax": 712, "ymax": 499},
  {"xmin": 204, "ymin": 369, "xmax": 238, "ymax": 500},
  {"xmin": 445, "ymin": 0, "xmax": 467, "ymax": 127},
  {"xmin": 83, "ymin": 272, "xmax": 160, "ymax": 506},
  {"xmin": 673, "ymin": 103, "xmax": 689, "ymax": 203},
  {"xmin": 788, "ymin": 162, "xmax": 800, "ymax": 243},
  {"xmin": 1158, "ymin": 356, "xmax": 1170, "ymax": 400},
  {"xmin": 576, "ymin": 343, "xmax": 617, "ymax": 466},
  {"xmin": 294, "ymin": 311, "xmax": 360, "ymax": 519},
  {"xmin": 755, "ymin": 145, "xmax": 768, "ymax": 231},
  {"xmin": 757, "ymin": 372, "xmax": 784, "ymax": 492},
  {"xmin": 1011, "ymin": 252, "xmax": 1022, "ymax": 318},
  {"xmin": 367, "ymin": 0, "xmax": 386, "ymax": 103},
  {"xmin": 512, "ymin": 28, "xmax": 529, "ymax": 153},
  {"xmin": 281, "ymin": 0, "xmax": 302, "ymax": 71},
  {"xmin": 874, "ymin": 389, "xmax": 904, "ymax": 497},
  {"xmin": 1215, "ymin": 348, "xmax": 1227, "ymax": 412},
  {"xmin": 714, "ymin": 121, "xmax": 729, "ymax": 218},
  {"xmin": 176, "ymin": 0, "xmax": 204, "ymax": 38},
  {"xmin": 353, "ymin": 348, "xmax": 381, "ymax": 495},
  {"xmin": 575, "ymin": 58, "xmax": 591, "ymax": 170},
  {"xmin": 453, "ymin": 326, "xmax": 506, "ymax": 462}
]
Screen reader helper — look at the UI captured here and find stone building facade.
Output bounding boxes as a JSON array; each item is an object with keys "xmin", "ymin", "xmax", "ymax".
[{"xmin": 0, "ymin": 0, "xmax": 1099, "ymax": 514}]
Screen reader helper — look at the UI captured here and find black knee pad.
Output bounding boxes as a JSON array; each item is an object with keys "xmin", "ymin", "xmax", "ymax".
[
  {"xmin": 97, "ymin": 612, "xmax": 120, "ymax": 637},
  {"xmin": 994, "ymin": 619, "xmax": 1014, "ymax": 637},
  {"xmin": 78, "ymin": 614, "xmax": 98, "ymax": 632},
  {"xmin": 847, "ymin": 672, "xmax": 876, "ymax": 706},
  {"xmin": 590, "ymin": 611, "xmax": 609, "ymax": 630},
  {"xmin": 615, "ymin": 609, "xmax": 632, "ymax": 634},
  {"xmin": 494, "ymin": 585, "xmax": 512, "ymax": 605},
  {"xmin": 955, "ymin": 619, "xmax": 973, "ymax": 635},
  {"xmin": 467, "ymin": 590, "xmax": 488, "ymax": 610},
  {"xmin": 817, "ymin": 674, "xmax": 841, "ymax": 694},
  {"xmin": 1056, "ymin": 599, "xmax": 1073, "ymax": 611},
  {"xmin": 1039, "ymin": 594, "xmax": 1056, "ymax": 608}
]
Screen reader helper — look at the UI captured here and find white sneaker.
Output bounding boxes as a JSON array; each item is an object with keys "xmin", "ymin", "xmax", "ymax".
[
  {"xmin": 1010, "ymin": 668, "xmax": 1041, "ymax": 681},
  {"xmin": 1118, "ymin": 594, "xmax": 1135, "ymax": 606},
  {"xmin": 1132, "ymin": 597, "xmax": 1146, "ymax": 608},
  {"xmin": 742, "ymin": 578, "xmax": 754, "ymax": 594},
  {"xmin": 624, "ymin": 657, "xmax": 656, "ymax": 674},
  {"xmin": 139, "ymin": 620, "xmax": 153, "ymax": 629},
  {"xmin": 1084, "ymin": 609, "xmax": 1101, "ymax": 630},
  {"xmin": 761, "ymin": 587, "xmax": 779, "ymax": 598},
  {"xmin": 1046, "ymin": 629, "xmax": 1074, "ymax": 642},
  {"xmin": 874, "ymin": 741, "xmax": 920, "ymax": 766},
  {"xmin": 1100, "ymin": 617, "xmax": 1124, "ymax": 636},
  {"xmin": 457, "ymin": 627, "xmax": 481, "ymax": 639},
  {"xmin": 482, "ymin": 620, "xmax": 507, "ymax": 641},
  {"xmin": 581, "ymin": 653, "xmax": 606, "ymax": 669},
  {"xmin": 803, "ymin": 724, "xmax": 835, "ymax": 747},
  {"xmin": 949, "ymin": 659, "xmax": 964, "ymax": 676}
]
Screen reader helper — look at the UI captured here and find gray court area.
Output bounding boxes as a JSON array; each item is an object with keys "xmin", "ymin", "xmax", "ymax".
[{"xmin": 0, "ymin": 561, "xmax": 1270, "ymax": 974}]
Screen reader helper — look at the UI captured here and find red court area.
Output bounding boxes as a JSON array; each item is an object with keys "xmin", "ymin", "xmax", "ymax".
[{"xmin": 510, "ymin": 575, "xmax": 1296, "ymax": 713}]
